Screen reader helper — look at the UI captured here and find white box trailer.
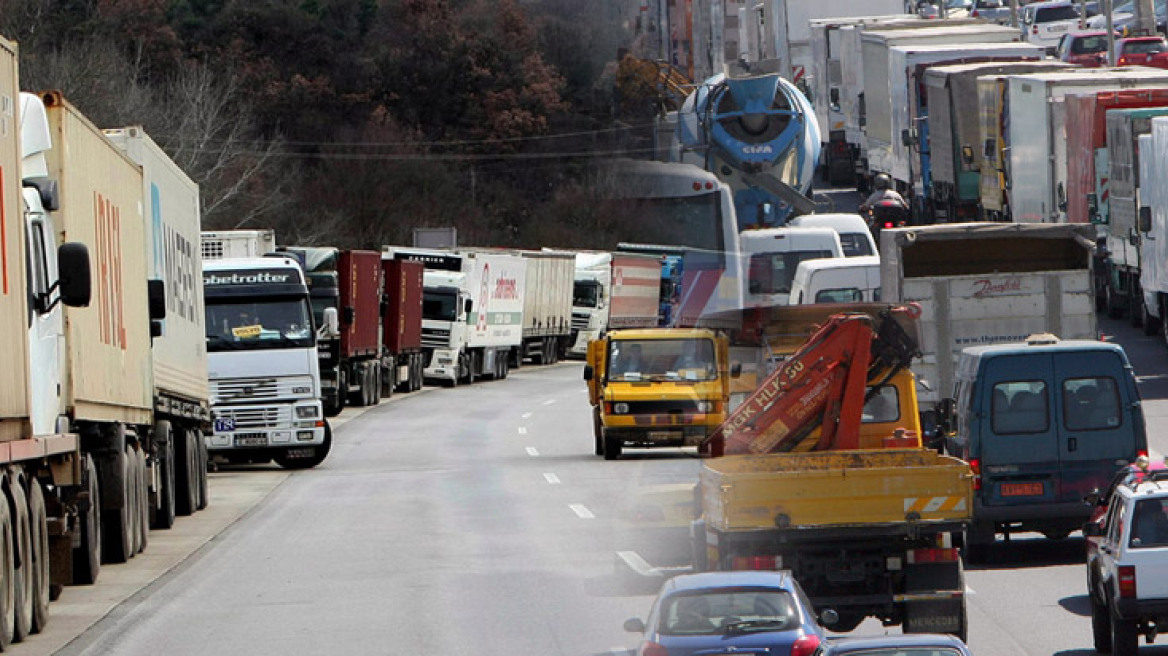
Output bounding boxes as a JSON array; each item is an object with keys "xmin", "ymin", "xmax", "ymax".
[
  {"xmin": 1139, "ymin": 117, "xmax": 1168, "ymax": 333},
  {"xmin": 770, "ymin": 0, "xmax": 905, "ymax": 87},
  {"xmin": 883, "ymin": 42, "xmax": 1044, "ymax": 193},
  {"xmin": 860, "ymin": 24, "xmax": 1024, "ymax": 185},
  {"xmin": 200, "ymin": 229, "xmax": 276, "ymax": 259},
  {"xmin": 1005, "ymin": 68, "xmax": 1168, "ymax": 224},
  {"xmin": 880, "ymin": 223, "xmax": 1097, "ymax": 425},
  {"xmin": 516, "ymin": 250, "xmax": 574, "ymax": 364},
  {"xmin": 105, "ymin": 127, "xmax": 209, "ymax": 424}
]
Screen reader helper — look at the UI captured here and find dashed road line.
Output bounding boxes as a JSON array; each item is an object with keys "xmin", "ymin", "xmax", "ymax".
[
  {"xmin": 569, "ymin": 504, "xmax": 595, "ymax": 519},
  {"xmin": 526, "ymin": 447, "xmax": 539, "ymax": 457},
  {"xmin": 543, "ymin": 399, "xmax": 557, "ymax": 406},
  {"xmin": 543, "ymin": 472, "xmax": 561, "ymax": 484},
  {"xmin": 521, "ymin": 411, "xmax": 533, "ymax": 419},
  {"xmin": 610, "ymin": 648, "xmax": 630, "ymax": 656},
  {"xmin": 517, "ymin": 426, "xmax": 528, "ymax": 435}
]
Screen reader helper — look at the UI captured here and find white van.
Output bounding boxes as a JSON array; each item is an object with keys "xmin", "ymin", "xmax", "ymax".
[
  {"xmin": 790, "ymin": 255, "xmax": 882, "ymax": 304},
  {"xmin": 741, "ymin": 227, "xmax": 844, "ymax": 306},
  {"xmin": 787, "ymin": 213, "xmax": 878, "ymax": 258}
]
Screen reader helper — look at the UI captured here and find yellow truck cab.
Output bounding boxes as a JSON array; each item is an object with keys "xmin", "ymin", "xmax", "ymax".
[{"xmin": 584, "ymin": 328, "xmax": 736, "ymax": 460}]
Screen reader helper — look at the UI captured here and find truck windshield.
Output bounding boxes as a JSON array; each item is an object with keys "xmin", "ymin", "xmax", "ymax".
[
  {"xmin": 423, "ymin": 289, "xmax": 460, "ymax": 322},
  {"xmin": 749, "ymin": 251, "xmax": 835, "ymax": 295},
  {"xmin": 608, "ymin": 194, "xmax": 725, "ymax": 260},
  {"xmin": 574, "ymin": 281, "xmax": 600, "ymax": 308},
  {"xmin": 608, "ymin": 338, "xmax": 717, "ymax": 381},
  {"xmin": 205, "ymin": 299, "xmax": 314, "ymax": 352}
]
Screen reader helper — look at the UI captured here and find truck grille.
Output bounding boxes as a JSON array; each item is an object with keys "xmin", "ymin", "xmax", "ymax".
[
  {"xmin": 422, "ymin": 327, "xmax": 451, "ymax": 348},
  {"xmin": 212, "ymin": 376, "xmax": 313, "ymax": 403},
  {"xmin": 571, "ymin": 312, "xmax": 591, "ymax": 331},
  {"xmin": 214, "ymin": 405, "xmax": 292, "ymax": 429},
  {"xmin": 624, "ymin": 401, "xmax": 704, "ymax": 414}
]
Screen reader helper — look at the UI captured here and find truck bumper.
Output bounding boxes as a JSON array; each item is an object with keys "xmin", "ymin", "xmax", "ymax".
[
  {"xmin": 1114, "ymin": 597, "xmax": 1168, "ymax": 621},
  {"xmin": 423, "ymin": 348, "xmax": 458, "ymax": 382},
  {"xmin": 605, "ymin": 424, "xmax": 714, "ymax": 448},
  {"xmin": 206, "ymin": 400, "xmax": 326, "ymax": 450},
  {"xmin": 974, "ymin": 498, "xmax": 1089, "ymax": 533}
]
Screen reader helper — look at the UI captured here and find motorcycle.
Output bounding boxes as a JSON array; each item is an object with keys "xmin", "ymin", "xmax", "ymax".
[{"xmin": 864, "ymin": 199, "xmax": 910, "ymax": 243}]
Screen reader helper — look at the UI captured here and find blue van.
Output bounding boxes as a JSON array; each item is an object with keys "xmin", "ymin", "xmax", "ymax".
[{"xmin": 942, "ymin": 335, "xmax": 1147, "ymax": 562}]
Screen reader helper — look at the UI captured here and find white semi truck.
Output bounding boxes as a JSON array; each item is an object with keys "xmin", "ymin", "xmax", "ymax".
[
  {"xmin": 569, "ymin": 251, "xmax": 661, "ymax": 357},
  {"xmin": 383, "ymin": 248, "xmax": 526, "ymax": 384},
  {"xmin": 201, "ymin": 251, "xmax": 330, "ymax": 469}
]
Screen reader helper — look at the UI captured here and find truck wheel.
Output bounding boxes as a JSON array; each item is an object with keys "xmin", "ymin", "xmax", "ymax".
[
  {"xmin": 604, "ymin": 433, "xmax": 622, "ymax": 461},
  {"xmin": 411, "ymin": 356, "xmax": 423, "ymax": 390},
  {"xmin": 1112, "ymin": 613, "xmax": 1138, "ymax": 656},
  {"xmin": 127, "ymin": 447, "xmax": 142, "ymax": 558},
  {"xmin": 152, "ymin": 424, "xmax": 176, "ymax": 530},
  {"xmin": 593, "ymin": 408, "xmax": 604, "ymax": 456},
  {"xmin": 1091, "ymin": 593, "xmax": 1112, "ymax": 653},
  {"xmin": 135, "ymin": 448, "xmax": 149, "ymax": 554},
  {"xmin": 690, "ymin": 520, "xmax": 708, "ymax": 572},
  {"xmin": 195, "ymin": 437, "xmax": 209, "ymax": 511},
  {"xmin": 26, "ymin": 481, "xmax": 48, "ymax": 634},
  {"xmin": 1105, "ymin": 281, "xmax": 1126, "ymax": 319},
  {"xmin": 0, "ymin": 491, "xmax": 14, "ymax": 650},
  {"xmin": 173, "ymin": 430, "xmax": 197, "ymax": 517},
  {"xmin": 7, "ymin": 474, "xmax": 31, "ymax": 642},
  {"xmin": 274, "ymin": 422, "xmax": 332, "ymax": 470},
  {"xmin": 72, "ymin": 455, "xmax": 101, "ymax": 585},
  {"xmin": 101, "ymin": 445, "xmax": 133, "ymax": 564},
  {"xmin": 1144, "ymin": 296, "xmax": 1161, "ymax": 336},
  {"xmin": 962, "ymin": 521, "xmax": 994, "ymax": 565}
]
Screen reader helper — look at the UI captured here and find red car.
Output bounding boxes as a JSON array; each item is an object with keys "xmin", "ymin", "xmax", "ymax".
[
  {"xmin": 1116, "ymin": 35, "xmax": 1168, "ymax": 68},
  {"xmin": 1056, "ymin": 31, "xmax": 1116, "ymax": 67}
]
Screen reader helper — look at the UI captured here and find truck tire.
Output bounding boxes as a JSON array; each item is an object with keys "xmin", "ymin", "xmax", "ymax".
[
  {"xmin": 173, "ymin": 430, "xmax": 198, "ymax": 517},
  {"xmin": 72, "ymin": 455, "xmax": 101, "ymax": 585},
  {"xmin": 26, "ymin": 481, "xmax": 48, "ymax": 634},
  {"xmin": 195, "ymin": 437, "xmax": 209, "ymax": 511},
  {"xmin": 1105, "ymin": 279, "xmax": 1126, "ymax": 320},
  {"xmin": 101, "ymin": 444, "xmax": 134, "ymax": 564},
  {"xmin": 7, "ymin": 474, "xmax": 31, "ymax": 642},
  {"xmin": 135, "ymin": 448, "xmax": 149, "ymax": 554},
  {"xmin": 0, "ymin": 493, "xmax": 14, "ymax": 650},
  {"xmin": 962, "ymin": 521, "xmax": 994, "ymax": 565},
  {"xmin": 1161, "ymin": 295, "xmax": 1168, "ymax": 351},
  {"xmin": 274, "ymin": 422, "xmax": 332, "ymax": 470},
  {"xmin": 1111, "ymin": 613, "xmax": 1138, "ymax": 656},
  {"xmin": 604, "ymin": 433, "xmax": 622, "ymax": 461},
  {"xmin": 152, "ymin": 423, "xmax": 176, "ymax": 530},
  {"xmin": 690, "ymin": 520, "xmax": 708, "ymax": 572},
  {"xmin": 128, "ymin": 447, "xmax": 142, "ymax": 558},
  {"xmin": 593, "ymin": 408, "xmax": 604, "ymax": 456},
  {"xmin": 903, "ymin": 559, "xmax": 967, "ymax": 642},
  {"xmin": 1143, "ymin": 295, "xmax": 1160, "ymax": 336},
  {"xmin": 1091, "ymin": 592, "xmax": 1112, "ymax": 653}
]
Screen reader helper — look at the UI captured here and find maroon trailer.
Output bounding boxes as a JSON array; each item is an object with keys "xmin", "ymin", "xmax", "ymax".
[{"xmin": 381, "ymin": 258, "xmax": 426, "ymax": 394}]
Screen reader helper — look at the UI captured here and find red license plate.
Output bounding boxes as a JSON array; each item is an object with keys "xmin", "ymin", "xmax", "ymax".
[{"xmin": 1000, "ymin": 482, "xmax": 1044, "ymax": 497}]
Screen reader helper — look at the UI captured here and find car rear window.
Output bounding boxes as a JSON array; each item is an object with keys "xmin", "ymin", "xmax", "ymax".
[
  {"xmin": 1130, "ymin": 498, "xmax": 1168, "ymax": 549},
  {"xmin": 976, "ymin": 0, "xmax": 1005, "ymax": 6},
  {"xmin": 661, "ymin": 590, "xmax": 798, "ymax": 636},
  {"xmin": 1125, "ymin": 39, "xmax": 1168, "ymax": 54},
  {"xmin": 1063, "ymin": 377, "xmax": 1121, "ymax": 431},
  {"xmin": 991, "ymin": 380, "xmax": 1050, "ymax": 434},
  {"xmin": 1036, "ymin": 6, "xmax": 1080, "ymax": 21},
  {"xmin": 1072, "ymin": 36, "xmax": 1109, "ymax": 53}
]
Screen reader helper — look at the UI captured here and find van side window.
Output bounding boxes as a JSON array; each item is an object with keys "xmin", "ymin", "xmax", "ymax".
[
  {"xmin": 991, "ymin": 380, "xmax": 1049, "ymax": 434},
  {"xmin": 838, "ymin": 233, "xmax": 874, "ymax": 257},
  {"xmin": 815, "ymin": 288, "xmax": 863, "ymax": 303},
  {"xmin": 1110, "ymin": 500, "xmax": 1128, "ymax": 545},
  {"xmin": 1063, "ymin": 377, "xmax": 1122, "ymax": 431}
]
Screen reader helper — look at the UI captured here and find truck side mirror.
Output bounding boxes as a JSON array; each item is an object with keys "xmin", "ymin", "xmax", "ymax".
[
  {"xmin": 583, "ymin": 365, "xmax": 593, "ymax": 381},
  {"xmin": 731, "ymin": 362, "xmax": 742, "ymax": 378},
  {"xmin": 322, "ymin": 307, "xmax": 339, "ymax": 336},
  {"xmin": 901, "ymin": 128, "xmax": 918, "ymax": 148},
  {"xmin": 1140, "ymin": 206, "xmax": 1153, "ymax": 233},
  {"xmin": 961, "ymin": 145, "xmax": 974, "ymax": 167},
  {"xmin": 342, "ymin": 306, "xmax": 356, "ymax": 325},
  {"xmin": 464, "ymin": 299, "xmax": 473, "ymax": 314},
  {"xmin": 150, "ymin": 320, "xmax": 163, "ymax": 338},
  {"xmin": 829, "ymin": 88, "xmax": 840, "ymax": 111},
  {"xmin": 25, "ymin": 177, "xmax": 59, "ymax": 212},
  {"xmin": 147, "ymin": 279, "xmax": 166, "ymax": 320},
  {"xmin": 57, "ymin": 242, "xmax": 91, "ymax": 308}
]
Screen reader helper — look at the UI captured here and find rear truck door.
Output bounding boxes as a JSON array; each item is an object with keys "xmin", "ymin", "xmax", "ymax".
[
  {"xmin": 977, "ymin": 353, "xmax": 1061, "ymax": 508},
  {"xmin": 1054, "ymin": 349, "xmax": 1140, "ymax": 505},
  {"xmin": 586, "ymin": 338, "xmax": 605, "ymax": 406}
]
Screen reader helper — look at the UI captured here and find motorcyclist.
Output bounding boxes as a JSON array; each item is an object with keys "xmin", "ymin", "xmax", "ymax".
[{"xmin": 859, "ymin": 173, "xmax": 908, "ymax": 214}]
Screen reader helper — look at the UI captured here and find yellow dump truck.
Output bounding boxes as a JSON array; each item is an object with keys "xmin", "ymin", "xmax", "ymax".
[
  {"xmin": 584, "ymin": 328, "xmax": 738, "ymax": 460},
  {"xmin": 693, "ymin": 304, "xmax": 975, "ymax": 639}
]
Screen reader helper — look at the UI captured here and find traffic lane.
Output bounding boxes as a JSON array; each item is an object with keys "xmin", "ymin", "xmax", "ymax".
[
  {"xmin": 1099, "ymin": 314, "xmax": 1168, "ymax": 458},
  {"xmin": 60, "ymin": 363, "xmax": 663, "ymax": 656}
]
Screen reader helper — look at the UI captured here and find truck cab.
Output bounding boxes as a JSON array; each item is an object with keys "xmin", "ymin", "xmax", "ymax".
[
  {"xmin": 584, "ymin": 328, "xmax": 736, "ymax": 460},
  {"xmin": 942, "ymin": 335, "xmax": 1146, "ymax": 561}
]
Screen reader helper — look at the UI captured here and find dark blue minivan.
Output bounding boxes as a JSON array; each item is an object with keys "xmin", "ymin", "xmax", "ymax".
[{"xmin": 942, "ymin": 335, "xmax": 1147, "ymax": 562}]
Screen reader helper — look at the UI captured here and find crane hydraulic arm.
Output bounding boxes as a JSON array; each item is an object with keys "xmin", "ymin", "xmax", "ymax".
[{"xmin": 701, "ymin": 305, "xmax": 921, "ymax": 457}]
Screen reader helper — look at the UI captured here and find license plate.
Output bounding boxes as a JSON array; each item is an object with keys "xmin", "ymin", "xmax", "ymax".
[
  {"xmin": 1048, "ymin": 23, "xmax": 1069, "ymax": 31},
  {"xmin": 234, "ymin": 435, "xmax": 267, "ymax": 447},
  {"xmin": 1001, "ymin": 482, "xmax": 1044, "ymax": 497},
  {"xmin": 214, "ymin": 417, "xmax": 236, "ymax": 432},
  {"xmin": 648, "ymin": 430, "xmax": 680, "ymax": 440}
]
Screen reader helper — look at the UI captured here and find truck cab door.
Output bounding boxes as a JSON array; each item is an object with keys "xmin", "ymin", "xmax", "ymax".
[
  {"xmin": 25, "ymin": 206, "xmax": 65, "ymax": 435},
  {"xmin": 976, "ymin": 353, "xmax": 1061, "ymax": 508},
  {"xmin": 586, "ymin": 338, "xmax": 605, "ymax": 406},
  {"xmin": 1054, "ymin": 350, "xmax": 1142, "ymax": 505}
]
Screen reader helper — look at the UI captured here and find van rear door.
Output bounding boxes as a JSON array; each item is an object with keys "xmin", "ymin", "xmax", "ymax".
[
  {"xmin": 1054, "ymin": 349, "xmax": 1140, "ymax": 505},
  {"xmin": 977, "ymin": 353, "xmax": 1061, "ymax": 508}
]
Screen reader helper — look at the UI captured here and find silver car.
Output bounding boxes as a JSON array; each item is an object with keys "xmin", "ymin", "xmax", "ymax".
[{"xmin": 971, "ymin": 0, "xmax": 1012, "ymax": 23}]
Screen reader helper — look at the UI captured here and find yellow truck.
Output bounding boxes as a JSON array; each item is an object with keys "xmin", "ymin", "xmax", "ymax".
[
  {"xmin": 584, "ymin": 328, "xmax": 739, "ymax": 460},
  {"xmin": 693, "ymin": 305, "xmax": 975, "ymax": 639}
]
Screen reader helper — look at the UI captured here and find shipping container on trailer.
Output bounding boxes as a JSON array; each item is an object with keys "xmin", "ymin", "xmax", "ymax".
[
  {"xmin": 381, "ymin": 258, "xmax": 425, "ymax": 393},
  {"xmin": 338, "ymin": 250, "xmax": 382, "ymax": 359},
  {"xmin": 1005, "ymin": 68, "xmax": 1168, "ymax": 224},
  {"xmin": 517, "ymin": 249, "xmax": 574, "ymax": 364},
  {"xmin": 1138, "ymin": 118, "xmax": 1168, "ymax": 339},
  {"xmin": 0, "ymin": 38, "xmax": 28, "ymax": 442},
  {"xmin": 925, "ymin": 60, "xmax": 1074, "ymax": 222}
]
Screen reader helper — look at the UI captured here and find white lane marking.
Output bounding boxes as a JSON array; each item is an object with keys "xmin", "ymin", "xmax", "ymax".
[
  {"xmin": 610, "ymin": 649, "xmax": 630, "ymax": 656},
  {"xmin": 518, "ymin": 426, "xmax": 528, "ymax": 435},
  {"xmin": 616, "ymin": 550, "xmax": 659, "ymax": 577},
  {"xmin": 521, "ymin": 412, "xmax": 533, "ymax": 419},
  {"xmin": 543, "ymin": 399, "xmax": 557, "ymax": 406},
  {"xmin": 569, "ymin": 504, "xmax": 595, "ymax": 519},
  {"xmin": 526, "ymin": 447, "xmax": 539, "ymax": 457},
  {"xmin": 965, "ymin": 585, "xmax": 976, "ymax": 595},
  {"xmin": 543, "ymin": 472, "xmax": 561, "ymax": 484}
]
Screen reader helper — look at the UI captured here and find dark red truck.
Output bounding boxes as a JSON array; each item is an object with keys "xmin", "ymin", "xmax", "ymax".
[{"xmin": 380, "ymin": 258, "xmax": 425, "ymax": 394}]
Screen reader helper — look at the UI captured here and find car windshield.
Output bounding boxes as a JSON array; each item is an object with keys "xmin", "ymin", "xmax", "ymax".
[
  {"xmin": 660, "ymin": 590, "xmax": 798, "ymax": 636},
  {"xmin": 205, "ymin": 299, "xmax": 314, "ymax": 351},
  {"xmin": 607, "ymin": 338, "xmax": 717, "ymax": 382},
  {"xmin": 574, "ymin": 280, "xmax": 600, "ymax": 308},
  {"xmin": 1125, "ymin": 39, "xmax": 1168, "ymax": 54},
  {"xmin": 422, "ymin": 289, "xmax": 460, "ymax": 322}
]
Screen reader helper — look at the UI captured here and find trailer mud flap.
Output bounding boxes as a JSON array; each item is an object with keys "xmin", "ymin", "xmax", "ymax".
[{"xmin": 902, "ymin": 560, "xmax": 966, "ymax": 638}]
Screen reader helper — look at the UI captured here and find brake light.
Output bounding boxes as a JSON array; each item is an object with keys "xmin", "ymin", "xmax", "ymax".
[
  {"xmin": 640, "ymin": 642, "xmax": 669, "ymax": 656},
  {"xmin": 883, "ymin": 221, "xmax": 894, "ymax": 229},
  {"xmin": 1119, "ymin": 565, "xmax": 1137, "ymax": 598},
  {"xmin": 1139, "ymin": 448, "xmax": 1149, "ymax": 459},
  {"xmin": 1033, "ymin": 25, "xmax": 1039, "ymax": 34},
  {"xmin": 791, "ymin": 635, "xmax": 822, "ymax": 656},
  {"xmin": 907, "ymin": 547, "xmax": 960, "ymax": 564},
  {"xmin": 971, "ymin": 9, "xmax": 979, "ymax": 17},
  {"xmin": 732, "ymin": 555, "xmax": 779, "ymax": 570},
  {"xmin": 970, "ymin": 457, "xmax": 982, "ymax": 491}
]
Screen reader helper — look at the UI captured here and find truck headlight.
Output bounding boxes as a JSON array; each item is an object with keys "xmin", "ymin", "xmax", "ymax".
[
  {"xmin": 614, "ymin": 403, "xmax": 629, "ymax": 414},
  {"xmin": 696, "ymin": 401, "xmax": 714, "ymax": 413},
  {"xmin": 295, "ymin": 406, "xmax": 320, "ymax": 419}
]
